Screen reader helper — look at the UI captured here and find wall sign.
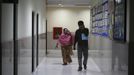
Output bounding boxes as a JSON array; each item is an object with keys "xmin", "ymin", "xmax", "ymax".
[{"xmin": 53, "ymin": 27, "xmax": 62, "ymax": 39}]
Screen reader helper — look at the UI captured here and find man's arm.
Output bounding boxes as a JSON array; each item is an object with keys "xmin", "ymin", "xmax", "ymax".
[
  {"xmin": 73, "ymin": 30, "xmax": 78, "ymax": 50},
  {"xmin": 87, "ymin": 28, "xmax": 89, "ymax": 36},
  {"xmin": 84, "ymin": 28, "xmax": 89, "ymax": 36}
]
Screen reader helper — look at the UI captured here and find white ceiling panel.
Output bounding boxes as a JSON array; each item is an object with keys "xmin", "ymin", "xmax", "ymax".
[{"xmin": 47, "ymin": 0, "xmax": 92, "ymax": 7}]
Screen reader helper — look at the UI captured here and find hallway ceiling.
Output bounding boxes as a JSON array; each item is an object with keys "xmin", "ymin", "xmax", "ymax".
[{"xmin": 47, "ymin": 0, "xmax": 92, "ymax": 7}]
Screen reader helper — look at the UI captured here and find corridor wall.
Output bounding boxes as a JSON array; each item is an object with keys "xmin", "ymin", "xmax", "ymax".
[
  {"xmin": 17, "ymin": 0, "xmax": 46, "ymax": 75},
  {"xmin": 89, "ymin": 0, "xmax": 128, "ymax": 74},
  {"xmin": 1, "ymin": 4, "xmax": 14, "ymax": 75},
  {"xmin": 47, "ymin": 7, "xmax": 90, "ymax": 50}
]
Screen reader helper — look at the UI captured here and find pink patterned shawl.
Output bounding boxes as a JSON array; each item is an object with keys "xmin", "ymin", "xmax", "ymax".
[{"xmin": 58, "ymin": 33, "xmax": 72, "ymax": 46}]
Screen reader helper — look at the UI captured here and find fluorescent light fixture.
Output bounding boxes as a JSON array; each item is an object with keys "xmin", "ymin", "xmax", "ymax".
[
  {"xmin": 58, "ymin": 4, "xmax": 62, "ymax": 6},
  {"xmin": 58, "ymin": 4, "xmax": 64, "ymax": 7}
]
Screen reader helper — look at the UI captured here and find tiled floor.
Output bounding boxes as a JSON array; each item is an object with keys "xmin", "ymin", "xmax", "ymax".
[
  {"xmin": 1, "ymin": 47, "xmax": 128, "ymax": 75},
  {"xmin": 32, "ymin": 57, "xmax": 104, "ymax": 75},
  {"xmin": 32, "ymin": 50, "xmax": 128, "ymax": 75}
]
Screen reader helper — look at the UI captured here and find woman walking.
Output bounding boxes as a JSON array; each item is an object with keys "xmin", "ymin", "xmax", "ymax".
[{"xmin": 56, "ymin": 28, "xmax": 73, "ymax": 65}]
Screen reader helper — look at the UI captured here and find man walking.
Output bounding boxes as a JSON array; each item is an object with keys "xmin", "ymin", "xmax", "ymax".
[{"xmin": 74, "ymin": 20, "xmax": 89, "ymax": 71}]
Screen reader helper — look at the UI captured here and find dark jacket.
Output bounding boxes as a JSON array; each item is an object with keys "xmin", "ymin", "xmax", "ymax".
[{"xmin": 74, "ymin": 28, "xmax": 89, "ymax": 48}]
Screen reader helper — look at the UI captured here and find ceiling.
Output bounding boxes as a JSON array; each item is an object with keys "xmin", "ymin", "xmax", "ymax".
[{"xmin": 46, "ymin": 0, "xmax": 95, "ymax": 7}]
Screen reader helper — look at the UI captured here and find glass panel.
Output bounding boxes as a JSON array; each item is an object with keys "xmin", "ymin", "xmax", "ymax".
[
  {"xmin": 1, "ymin": 3, "xmax": 14, "ymax": 75},
  {"xmin": 38, "ymin": 17, "xmax": 46, "ymax": 64},
  {"xmin": 17, "ymin": 5, "xmax": 32, "ymax": 75}
]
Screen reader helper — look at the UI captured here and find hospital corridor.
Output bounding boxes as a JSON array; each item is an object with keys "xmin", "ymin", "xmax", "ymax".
[{"xmin": 0, "ymin": 0, "xmax": 132, "ymax": 75}]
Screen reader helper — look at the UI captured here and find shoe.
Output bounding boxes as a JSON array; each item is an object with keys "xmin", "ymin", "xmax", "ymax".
[
  {"xmin": 62, "ymin": 63, "xmax": 67, "ymax": 65},
  {"xmin": 78, "ymin": 67, "xmax": 82, "ymax": 71},
  {"xmin": 84, "ymin": 65, "xmax": 87, "ymax": 70},
  {"xmin": 68, "ymin": 60, "xmax": 72, "ymax": 63}
]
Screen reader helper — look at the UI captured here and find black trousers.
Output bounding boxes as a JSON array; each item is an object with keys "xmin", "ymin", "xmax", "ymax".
[{"xmin": 77, "ymin": 46, "xmax": 88, "ymax": 67}]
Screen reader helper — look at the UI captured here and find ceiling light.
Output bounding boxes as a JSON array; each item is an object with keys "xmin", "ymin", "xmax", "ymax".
[
  {"xmin": 58, "ymin": 4, "xmax": 64, "ymax": 7},
  {"xmin": 58, "ymin": 4, "xmax": 62, "ymax": 6}
]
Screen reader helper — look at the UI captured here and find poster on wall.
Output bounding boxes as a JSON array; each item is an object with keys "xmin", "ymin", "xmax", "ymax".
[
  {"xmin": 53, "ymin": 27, "xmax": 62, "ymax": 39},
  {"xmin": 91, "ymin": 0, "xmax": 109, "ymax": 37},
  {"xmin": 113, "ymin": 0, "xmax": 126, "ymax": 42}
]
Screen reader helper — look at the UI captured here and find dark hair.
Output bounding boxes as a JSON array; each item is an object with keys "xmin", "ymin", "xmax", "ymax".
[
  {"xmin": 63, "ymin": 28, "xmax": 68, "ymax": 32},
  {"xmin": 78, "ymin": 20, "xmax": 84, "ymax": 26}
]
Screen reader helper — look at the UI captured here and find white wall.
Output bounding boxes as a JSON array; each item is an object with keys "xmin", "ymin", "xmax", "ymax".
[
  {"xmin": 32, "ymin": 0, "xmax": 46, "ymax": 34},
  {"xmin": 17, "ymin": 0, "xmax": 47, "ymax": 75},
  {"xmin": 18, "ymin": 0, "xmax": 46, "ymax": 39},
  {"xmin": 1, "ymin": 4, "xmax": 13, "ymax": 42},
  {"xmin": 47, "ymin": 7, "xmax": 90, "ymax": 49},
  {"xmin": 47, "ymin": 7, "xmax": 90, "ymax": 32}
]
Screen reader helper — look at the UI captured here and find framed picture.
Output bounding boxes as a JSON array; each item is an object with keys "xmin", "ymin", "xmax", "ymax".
[
  {"xmin": 113, "ymin": 0, "xmax": 126, "ymax": 42},
  {"xmin": 53, "ymin": 27, "xmax": 62, "ymax": 39}
]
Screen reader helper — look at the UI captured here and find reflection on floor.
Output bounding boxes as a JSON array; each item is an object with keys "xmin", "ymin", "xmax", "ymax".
[
  {"xmin": 33, "ymin": 57, "xmax": 104, "ymax": 75},
  {"xmin": 32, "ymin": 50, "xmax": 128, "ymax": 75},
  {"xmin": 32, "ymin": 58, "xmax": 127, "ymax": 75}
]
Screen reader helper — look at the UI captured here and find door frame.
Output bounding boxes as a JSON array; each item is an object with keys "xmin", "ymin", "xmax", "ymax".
[
  {"xmin": 46, "ymin": 20, "xmax": 48, "ymax": 55},
  {"xmin": 32, "ymin": 12, "xmax": 40, "ymax": 72},
  {"xmin": 13, "ymin": 3, "xmax": 18, "ymax": 75},
  {"xmin": 32, "ymin": 11, "xmax": 35, "ymax": 72},
  {"xmin": 0, "ymin": 2, "xmax": 2, "ymax": 75},
  {"xmin": 36, "ymin": 13, "xmax": 39, "ymax": 67}
]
